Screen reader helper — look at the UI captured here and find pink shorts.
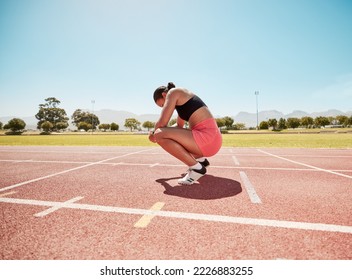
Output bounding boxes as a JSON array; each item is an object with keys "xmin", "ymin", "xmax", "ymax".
[{"xmin": 192, "ymin": 118, "xmax": 222, "ymax": 157}]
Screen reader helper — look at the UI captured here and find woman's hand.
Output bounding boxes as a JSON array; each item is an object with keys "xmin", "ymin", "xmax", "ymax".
[{"xmin": 149, "ymin": 131, "xmax": 157, "ymax": 143}]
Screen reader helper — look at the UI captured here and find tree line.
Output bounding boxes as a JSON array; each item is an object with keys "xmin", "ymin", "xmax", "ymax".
[
  {"xmin": 213, "ymin": 115, "xmax": 352, "ymax": 131},
  {"xmin": 258, "ymin": 115, "xmax": 352, "ymax": 130},
  {"xmin": 0, "ymin": 97, "xmax": 160, "ymax": 134},
  {"xmin": 1, "ymin": 97, "xmax": 351, "ymax": 134},
  {"xmin": 215, "ymin": 115, "xmax": 352, "ymax": 131}
]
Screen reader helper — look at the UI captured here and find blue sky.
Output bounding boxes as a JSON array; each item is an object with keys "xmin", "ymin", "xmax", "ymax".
[{"xmin": 1, "ymin": 0, "xmax": 351, "ymax": 118}]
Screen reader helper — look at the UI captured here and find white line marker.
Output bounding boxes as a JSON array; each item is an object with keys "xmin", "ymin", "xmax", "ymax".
[
  {"xmin": 149, "ymin": 163, "xmax": 159, "ymax": 168},
  {"xmin": 2, "ymin": 160, "xmax": 351, "ymax": 173},
  {"xmin": 0, "ymin": 196, "xmax": 351, "ymax": 234},
  {"xmin": 134, "ymin": 202, "xmax": 165, "ymax": 228},
  {"xmin": 239, "ymin": 171, "xmax": 262, "ymax": 204},
  {"xmin": 0, "ymin": 148, "xmax": 155, "ymax": 193},
  {"xmin": 0, "ymin": 191, "xmax": 17, "ymax": 198},
  {"xmin": 258, "ymin": 149, "xmax": 352, "ymax": 180},
  {"xmin": 34, "ymin": 196, "xmax": 84, "ymax": 217},
  {"xmin": 232, "ymin": 156, "xmax": 240, "ymax": 165},
  {"xmin": 0, "ymin": 159, "xmax": 96, "ymax": 165},
  {"xmin": 10, "ymin": 159, "xmax": 34, "ymax": 163}
]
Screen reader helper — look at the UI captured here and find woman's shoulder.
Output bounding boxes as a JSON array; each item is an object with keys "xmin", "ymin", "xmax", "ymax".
[
  {"xmin": 169, "ymin": 88, "xmax": 194, "ymax": 106},
  {"xmin": 169, "ymin": 87, "xmax": 194, "ymax": 99}
]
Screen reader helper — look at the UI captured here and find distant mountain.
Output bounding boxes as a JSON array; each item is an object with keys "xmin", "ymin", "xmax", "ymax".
[
  {"xmin": 235, "ymin": 110, "xmax": 284, "ymax": 128},
  {"xmin": 1, "ymin": 109, "xmax": 350, "ymax": 130},
  {"xmin": 285, "ymin": 110, "xmax": 309, "ymax": 118},
  {"xmin": 94, "ymin": 109, "xmax": 351, "ymax": 128},
  {"xmin": 310, "ymin": 109, "xmax": 345, "ymax": 118}
]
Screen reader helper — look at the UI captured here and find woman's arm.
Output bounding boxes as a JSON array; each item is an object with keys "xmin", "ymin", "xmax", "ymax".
[{"xmin": 154, "ymin": 89, "xmax": 179, "ymax": 130}]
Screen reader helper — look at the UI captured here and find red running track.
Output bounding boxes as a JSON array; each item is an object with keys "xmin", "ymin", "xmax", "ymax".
[{"xmin": 0, "ymin": 146, "xmax": 351, "ymax": 260}]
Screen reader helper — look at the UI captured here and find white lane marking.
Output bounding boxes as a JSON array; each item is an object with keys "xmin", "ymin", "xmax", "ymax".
[
  {"xmin": 232, "ymin": 156, "xmax": 240, "ymax": 165},
  {"xmin": 10, "ymin": 159, "xmax": 34, "ymax": 163},
  {"xmin": 0, "ymin": 196, "xmax": 351, "ymax": 234},
  {"xmin": 1, "ymin": 159, "xmax": 95, "ymax": 164},
  {"xmin": 1, "ymin": 159, "xmax": 351, "ymax": 173},
  {"xmin": 1, "ymin": 147, "xmax": 351, "ymax": 158},
  {"xmin": 239, "ymin": 171, "xmax": 262, "ymax": 204},
  {"xmin": 257, "ymin": 149, "xmax": 352, "ymax": 180},
  {"xmin": 0, "ymin": 191, "xmax": 17, "ymax": 197},
  {"xmin": 134, "ymin": 202, "xmax": 165, "ymax": 228},
  {"xmin": 0, "ymin": 148, "xmax": 155, "ymax": 193},
  {"xmin": 149, "ymin": 163, "xmax": 159, "ymax": 168},
  {"xmin": 0, "ymin": 148, "xmax": 159, "ymax": 155},
  {"xmin": 34, "ymin": 196, "xmax": 84, "ymax": 217}
]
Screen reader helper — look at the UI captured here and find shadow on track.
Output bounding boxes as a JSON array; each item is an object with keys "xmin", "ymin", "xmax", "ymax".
[{"xmin": 156, "ymin": 174, "xmax": 242, "ymax": 200}]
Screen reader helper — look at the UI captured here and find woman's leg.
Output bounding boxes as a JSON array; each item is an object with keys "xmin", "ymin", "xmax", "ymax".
[{"xmin": 153, "ymin": 127, "xmax": 203, "ymax": 166}]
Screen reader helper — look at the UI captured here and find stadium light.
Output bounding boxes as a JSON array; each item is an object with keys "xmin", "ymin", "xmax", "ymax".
[{"xmin": 254, "ymin": 91, "xmax": 259, "ymax": 130}]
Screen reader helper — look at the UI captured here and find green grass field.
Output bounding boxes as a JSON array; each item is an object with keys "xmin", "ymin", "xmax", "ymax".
[{"xmin": 0, "ymin": 133, "xmax": 351, "ymax": 148}]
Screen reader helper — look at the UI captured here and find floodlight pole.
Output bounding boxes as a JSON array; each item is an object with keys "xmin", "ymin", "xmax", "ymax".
[
  {"xmin": 255, "ymin": 91, "xmax": 259, "ymax": 130},
  {"xmin": 91, "ymin": 100, "xmax": 95, "ymax": 134}
]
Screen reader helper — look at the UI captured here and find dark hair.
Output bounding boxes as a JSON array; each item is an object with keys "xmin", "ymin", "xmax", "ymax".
[{"xmin": 153, "ymin": 82, "xmax": 176, "ymax": 103}]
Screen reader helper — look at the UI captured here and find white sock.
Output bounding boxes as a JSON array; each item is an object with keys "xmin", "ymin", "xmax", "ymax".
[
  {"xmin": 190, "ymin": 162, "xmax": 203, "ymax": 170},
  {"xmin": 197, "ymin": 157, "xmax": 206, "ymax": 162}
]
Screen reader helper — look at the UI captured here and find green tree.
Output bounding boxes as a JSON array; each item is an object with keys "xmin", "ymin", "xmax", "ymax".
[
  {"xmin": 41, "ymin": 121, "xmax": 54, "ymax": 133},
  {"xmin": 78, "ymin": 122, "xmax": 92, "ymax": 132},
  {"xmin": 287, "ymin": 118, "xmax": 300, "ymax": 129},
  {"xmin": 314, "ymin": 116, "xmax": 330, "ymax": 127},
  {"xmin": 215, "ymin": 118, "xmax": 226, "ymax": 130},
  {"xmin": 233, "ymin": 123, "xmax": 246, "ymax": 130},
  {"xmin": 223, "ymin": 116, "xmax": 234, "ymax": 130},
  {"xmin": 328, "ymin": 116, "xmax": 336, "ymax": 125},
  {"xmin": 268, "ymin": 118, "xmax": 278, "ymax": 130},
  {"xmin": 301, "ymin": 116, "xmax": 314, "ymax": 128},
  {"xmin": 259, "ymin": 121, "xmax": 269, "ymax": 129},
  {"xmin": 5, "ymin": 118, "xmax": 26, "ymax": 133},
  {"xmin": 336, "ymin": 115, "xmax": 348, "ymax": 127},
  {"xmin": 71, "ymin": 109, "xmax": 100, "ymax": 129},
  {"xmin": 99, "ymin": 123, "xmax": 111, "ymax": 131},
  {"xmin": 0, "ymin": 121, "xmax": 3, "ymax": 130},
  {"xmin": 35, "ymin": 97, "xmax": 69, "ymax": 132},
  {"xmin": 278, "ymin": 118, "xmax": 287, "ymax": 130},
  {"xmin": 110, "ymin": 122, "xmax": 119, "ymax": 131},
  {"xmin": 56, "ymin": 121, "xmax": 69, "ymax": 131},
  {"xmin": 168, "ymin": 118, "xmax": 177, "ymax": 126},
  {"xmin": 347, "ymin": 116, "xmax": 352, "ymax": 126},
  {"xmin": 124, "ymin": 118, "xmax": 141, "ymax": 132},
  {"xmin": 143, "ymin": 121, "xmax": 155, "ymax": 131}
]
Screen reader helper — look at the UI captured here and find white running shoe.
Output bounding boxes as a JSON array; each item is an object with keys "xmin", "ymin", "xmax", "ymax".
[{"xmin": 178, "ymin": 166, "xmax": 206, "ymax": 185}]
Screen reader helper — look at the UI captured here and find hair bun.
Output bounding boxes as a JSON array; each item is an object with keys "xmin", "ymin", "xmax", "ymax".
[{"xmin": 167, "ymin": 82, "xmax": 176, "ymax": 90}]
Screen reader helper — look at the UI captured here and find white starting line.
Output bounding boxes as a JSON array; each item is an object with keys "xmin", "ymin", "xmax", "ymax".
[{"xmin": 0, "ymin": 196, "xmax": 351, "ymax": 234}]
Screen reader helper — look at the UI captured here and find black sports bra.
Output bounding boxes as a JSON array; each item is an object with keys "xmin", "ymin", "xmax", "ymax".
[{"xmin": 175, "ymin": 95, "xmax": 207, "ymax": 121}]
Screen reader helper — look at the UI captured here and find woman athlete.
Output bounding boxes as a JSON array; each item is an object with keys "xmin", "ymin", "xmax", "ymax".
[{"xmin": 149, "ymin": 82, "xmax": 222, "ymax": 185}]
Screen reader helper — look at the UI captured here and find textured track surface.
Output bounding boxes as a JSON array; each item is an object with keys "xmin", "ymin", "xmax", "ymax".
[{"xmin": 0, "ymin": 146, "xmax": 351, "ymax": 260}]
